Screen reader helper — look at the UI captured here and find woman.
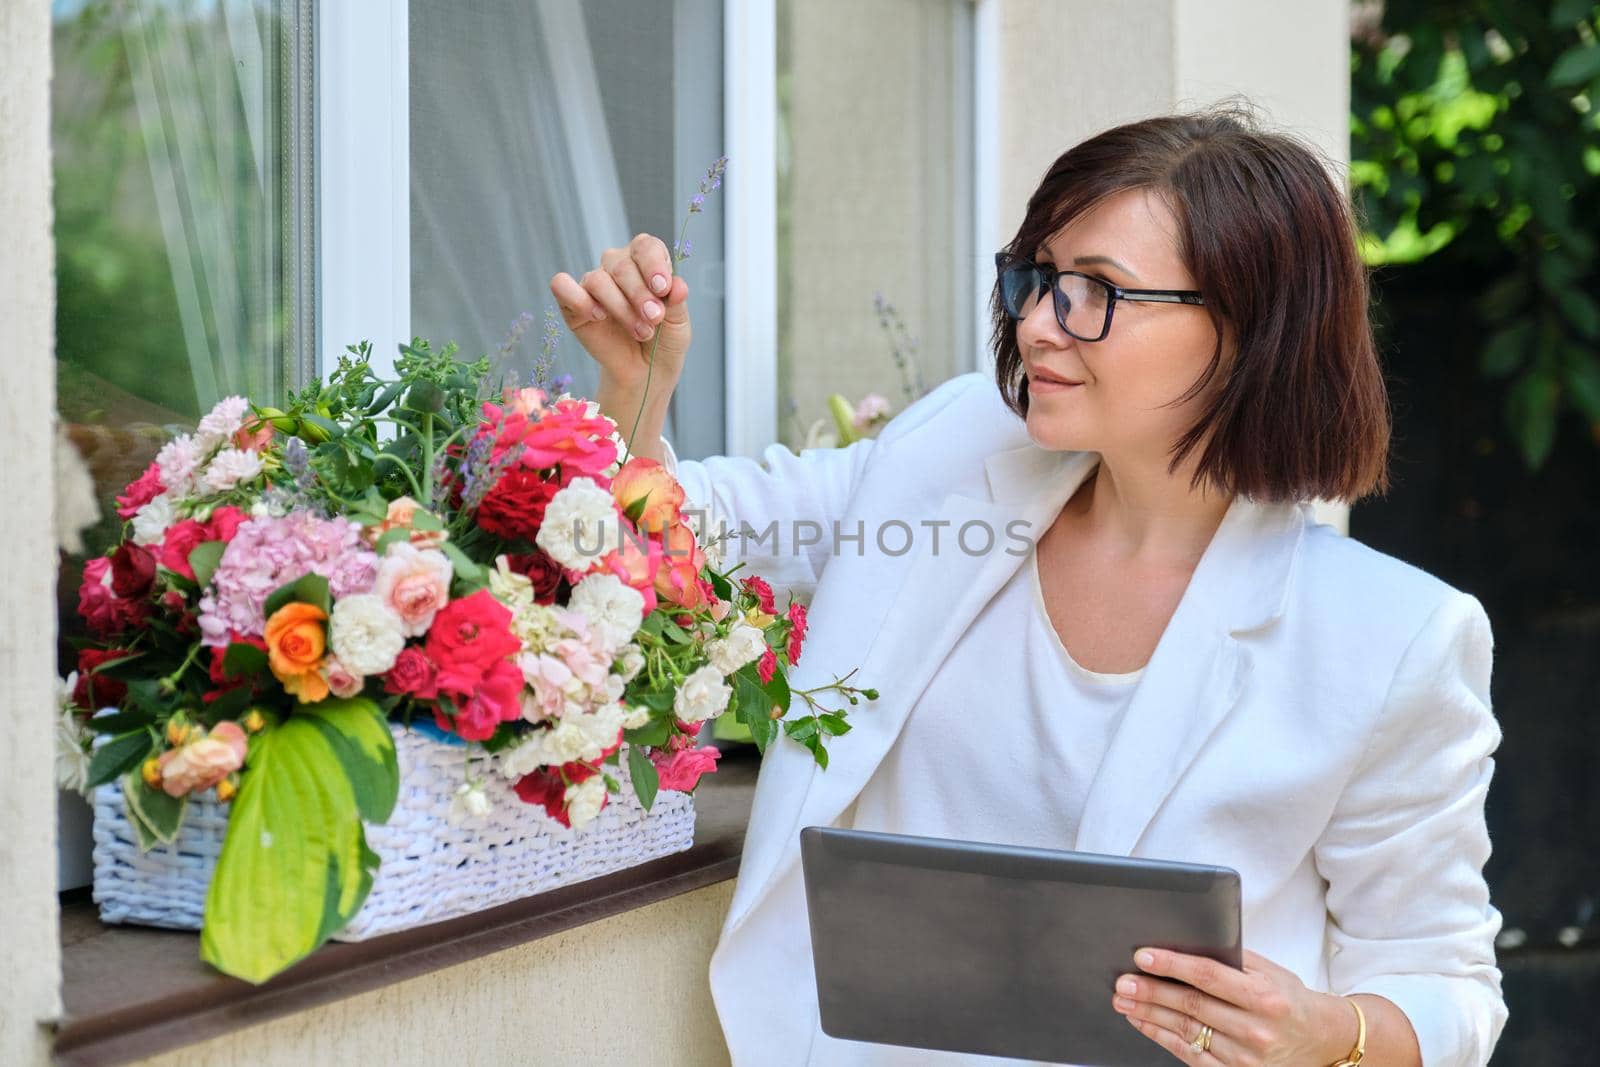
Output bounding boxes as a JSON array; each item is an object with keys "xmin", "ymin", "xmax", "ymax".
[{"xmin": 551, "ymin": 109, "xmax": 1508, "ymax": 1067}]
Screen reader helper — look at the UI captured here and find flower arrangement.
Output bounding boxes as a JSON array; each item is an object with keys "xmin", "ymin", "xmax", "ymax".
[{"xmin": 59, "ymin": 158, "xmax": 874, "ymax": 983}]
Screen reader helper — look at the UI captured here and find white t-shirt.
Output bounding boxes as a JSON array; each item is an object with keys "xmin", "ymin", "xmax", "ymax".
[{"xmin": 813, "ymin": 546, "xmax": 1144, "ymax": 1066}]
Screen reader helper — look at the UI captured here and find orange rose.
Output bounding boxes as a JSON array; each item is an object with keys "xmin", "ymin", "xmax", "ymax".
[
  {"xmin": 655, "ymin": 519, "xmax": 708, "ymax": 609},
  {"xmin": 611, "ymin": 457, "xmax": 685, "ymax": 533},
  {"xmin": 264, "ymin": 601, "xmax": 330, "ymax": 702}
]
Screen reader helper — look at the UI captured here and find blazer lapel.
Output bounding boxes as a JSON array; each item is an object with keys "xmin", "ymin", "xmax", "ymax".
[
  {"xmin": 1072, "ymin": 492, "xmax": 1310, "ymax": 857},
  {"xmin": 721, "ymin": 443, "xmax": 1100, "ymax": 938}
]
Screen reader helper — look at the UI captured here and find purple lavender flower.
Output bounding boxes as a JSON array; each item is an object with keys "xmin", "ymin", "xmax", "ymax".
[
  {"xmin": 550, "ymin": 372, "xmax": 573, "ymax": 393},
  {"xmin": 673, "ymin": 238, "xmax": 694, "ymax": 261}
]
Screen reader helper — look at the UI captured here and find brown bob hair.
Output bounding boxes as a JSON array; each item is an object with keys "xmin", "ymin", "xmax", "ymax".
[{"xmin": 991, "ymin": 104, "xmax": 1391, "ymax": 504}]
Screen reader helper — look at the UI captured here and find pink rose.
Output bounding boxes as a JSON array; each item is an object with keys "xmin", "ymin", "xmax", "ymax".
[
  {"xmin": 610, "ymin": 457, "xmax": 684, "ymax": 533},
  {"xmin": 651, "ymin": 745, "xmax": 721, "ymax": 792},
  {"xmin": 78, "ymin": 557, "xmax": 142, "ymax": 637},
  {"xmin": 375, "ymin": 542, "xmax": 454, "ymax": 637},
  {"xmin": 116, "ymin": 462, "xmax": 165, "ymax": 520},
  {"xmin": 321, "ymin": 656, "xmax": 365, "ymax": 699},
  {"xmin": 437, "ymin": 658, "xmax": 523, "ymax": 741},
  {"xmin": 157, "ymin": 721, "xmax": 248, "ymax": 797}
]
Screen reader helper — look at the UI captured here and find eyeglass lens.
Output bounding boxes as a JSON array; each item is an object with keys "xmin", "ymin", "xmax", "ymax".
[{"xmin": 1000, "ymin": 265, "xmax": 1110, "ymax": 340}]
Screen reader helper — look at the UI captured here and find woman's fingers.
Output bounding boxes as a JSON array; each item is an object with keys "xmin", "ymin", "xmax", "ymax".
[
  {"xmin": 602, "ymin": 241, "xmax": 666, "ymax": 339},
  {"xmin": 629, "ymin": 232, "xmax": 675, "ymax": 298},
  {"xmin": 583, "ymin": 266, "xmax": 654, "ymax": 341},
  {"xmin": 550, "ymin": 271, "xmax": 605, "ymax": 326}
]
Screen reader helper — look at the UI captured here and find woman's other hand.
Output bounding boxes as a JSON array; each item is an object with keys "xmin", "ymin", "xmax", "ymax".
[
  {"xmin": 550, "ymin": 232, "xmax": 690, "ymax": 460},
  {"xmin": 1111, "ymin": 947, "xmax": 1405, "ymax": 1065}
]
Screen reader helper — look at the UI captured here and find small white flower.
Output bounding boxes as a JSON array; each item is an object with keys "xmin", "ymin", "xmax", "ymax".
[
  {"xmin": 497, "ymin": 734, "xmax": 548, "ymax": 780},
  {"xmin": 131, "ymin": 493, "xmax": 178, "ymax": 546},
  {"xmin": 621, "ymin": 703, "xmax": 652, "ymax": 730},
  {"xmin": 674, "ymin": 664, "xmax": 732, "ymax": 724},
  {"xmin": 329, "ymin": 594, "xmax": 406, "ymax": 677},
  {"xmin": 202, "ymin": 447, "xmax": 264, "ymax": 493},
  {"xmin": 569, "ymin": 572, "xmax": 644, "ymax": 650},
  {"xmin": 196, "ymin": 395, "xmax": 251, "ymax": 447},
  {"xmin": 564, "ymin": 775, "xmax": 609, "ymax": 830},
  {"xmin": 447, "ymin": 779, "xmax": 492, "ymax": 826},
  {"xmin": 616, "ymin": 644, "xmax": 646, "ymax": 682},
  {"xmin": 706, "ymin": 621, "xmax": 768, "ymax": 675},
  {"xmin": 55, "ymin": 674, "xmax": 91, "ymax": 794},
  {"xmin": 536, "ymin": 477, "xmax": 624, "ymax": 570}
]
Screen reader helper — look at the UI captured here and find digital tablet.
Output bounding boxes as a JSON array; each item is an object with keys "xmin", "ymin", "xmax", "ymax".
[{"xmin": 800, "ymin": 826, "xmax": 1242, "ymax": 1066}]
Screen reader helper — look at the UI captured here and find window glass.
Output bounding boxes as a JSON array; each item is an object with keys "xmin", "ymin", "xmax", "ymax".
[
  {"xmin": 775, "ymin": 0, "xmax": 974, "ymax": 449},
  {"xmin": 409, "ymin": 0, "xmax": 727, "ymax": 458}
]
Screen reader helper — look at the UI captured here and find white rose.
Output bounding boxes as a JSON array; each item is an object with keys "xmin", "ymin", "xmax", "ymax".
[
  {"xmin": 569, "ymin": 572, "xmax": 645, "ymax": 650},
  {"xmin": 196, "ymin": 395, "xmax": 250, "ymax": 448},
  {"xmin": 447, "ymin": 780, "xmax": 492, "ymax": 826},
  {"xmin": 328, "ymin": 594, "xmax": 406, "ymax": 677},
  {"xmin": 616, "ymin": 644, "xmax": 646, "ymax": 683},
  {"xmin": 535, "ymin": 477, "xmax": 623, "ymax": 571},
  {"xmin": 497, "ymin": 735, "xmax": 547, "ymax": 780},
  {"xmin": 621, "ymin": 704, "xmax": 652, "ymax": 730},
  {"xmin": 564, "ymin": 775, "xmax": 609, "ymax": 830},
  {"xmin": 673, "ymin": 664, "xmax": 732, "ymax": 724},
  {"xmin": 706, "ymin": 621, "xmax": 768, "ymax": 675}
]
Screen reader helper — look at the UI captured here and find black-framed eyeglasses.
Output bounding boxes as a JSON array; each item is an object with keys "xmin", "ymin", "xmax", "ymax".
[{"xmin": 994, "ymin": 253, "xmax": 1205, "ymax": 342}]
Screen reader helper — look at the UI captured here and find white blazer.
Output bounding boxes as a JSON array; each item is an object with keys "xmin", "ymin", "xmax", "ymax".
[{"xmin": 663, "ymin": 372, "xmax": 1508, "ymax": 1067}]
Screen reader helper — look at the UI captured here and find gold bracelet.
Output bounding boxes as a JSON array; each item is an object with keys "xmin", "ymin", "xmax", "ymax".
[{"xmin": 1329, "ymin": 996, "xmax": 1367, "ymax": 1067}]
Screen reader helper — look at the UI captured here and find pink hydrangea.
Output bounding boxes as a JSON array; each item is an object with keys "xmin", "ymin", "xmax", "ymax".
[{"xmin": 197, "ymin": 511, "xmax": 379, "ymax": 647}]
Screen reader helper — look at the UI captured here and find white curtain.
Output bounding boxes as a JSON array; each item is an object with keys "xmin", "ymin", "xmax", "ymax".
[{"xmin": 121, "ymin": 0, "xmax": 285, "ymax": 411}]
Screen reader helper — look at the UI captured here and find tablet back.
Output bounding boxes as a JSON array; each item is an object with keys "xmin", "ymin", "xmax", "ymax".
[{"xmin": 800, "ymin": 826, "xmax": 1242, "ymax": 1066}]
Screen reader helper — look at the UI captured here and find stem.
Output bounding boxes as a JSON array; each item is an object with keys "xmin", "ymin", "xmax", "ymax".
[
  {"xmin": 626, "ymin": 212, "xmax": 696, "ymax": 456},
  {"xmin": 159, "ymin": 640, "xmax": 205, "ymax": 692},
  {"xmin": 373, "ymin": 453, "xmax": 427, "ymax": 500},
  {"xmin": 421, "ymin": 412, "xmax": 435, "ymax": 508}
]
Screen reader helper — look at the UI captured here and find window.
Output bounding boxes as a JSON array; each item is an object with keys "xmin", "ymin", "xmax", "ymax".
[
  {"xmin": 52, "ymin": 0, "xmax": 312, "ymax": 889},
  {"xmin": 774, "ymin": 0, "xmax": 975, "ymax": 449},
  {"xmin": 407, "ymin": 0, "xmax": 728, "ymax": 458}
]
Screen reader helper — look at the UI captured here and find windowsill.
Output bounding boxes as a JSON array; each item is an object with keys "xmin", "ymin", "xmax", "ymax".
[{"xmin": 54, "ymin": 743, "xmax": 758, "ymax": 1067}]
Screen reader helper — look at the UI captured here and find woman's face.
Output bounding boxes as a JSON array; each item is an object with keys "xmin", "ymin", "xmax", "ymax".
[{"xmin": 1016, "ymin": 187, "xmax": 1222, "ymax": 464}]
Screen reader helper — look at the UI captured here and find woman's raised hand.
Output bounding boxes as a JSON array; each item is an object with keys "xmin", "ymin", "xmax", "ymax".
[{"xmin": 550, "ymin": 234, "xmax": 690, "ymax": 458}]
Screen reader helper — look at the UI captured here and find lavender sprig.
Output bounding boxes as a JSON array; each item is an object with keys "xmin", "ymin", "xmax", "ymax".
[
  {"xmin": 533, "ymin": 307, "xmax": 562, "ymax": 394},
  {"xmin": 873, "ymin": 292, "xmax": 927, "ymax": 402},
  {"xmin": 626, "ymin": 154, "xmax": 730, "ymax": 455}
]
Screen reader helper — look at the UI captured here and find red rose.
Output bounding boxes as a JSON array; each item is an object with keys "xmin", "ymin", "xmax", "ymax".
[
  {"xmin": 504, "ymin": 551, "xmax": 564, "ymax": 604},
  {"xmin": 73, "ymin": 648, "xmax": 131, "ymax": 709},
  {"xmin": 425, "ymin": 590, "xmax": 521, "ymax": 691},
  {"xmin": 786, "ymin": 602, "xmax": 808, "ymax": 665},
  {"xmin": 78, "ymin": 557, "xmax": 141, "ymax": 637},
  {"xmin": 740, "ymin": 575, "xmax": 777, "ymax": 615},
  {"xmin": 109, "ymin": 543, "xmax": 157, "ymax": 599},
  {"xmin": 476, "ymin": 468, "xmax": 557, "ymax": 542},
  {"xmin": 204, "ymin": 633, "xmax": 268, "ymax": 703},
  {"xmin": 651, "ymin": 745, "xmax": 721, "ymax": 792},
  {"xmin": 512, "ymin": 760, "xmax": 603, "ymax": 827},
  {"xmin": 757, "ymin": 646, "xmax": 778, "ymax": 684},
  {"xmin": 158, "ymin": 520, "xmax": 210, "ymax": 581},
  {"xmin": 441, "ymin": 658, "xmax": 523, "ymax": 741},
  {"xmin": 384, "ymin": 646, "xmax": 439, "ymax": 700},
  {"xmin": 115, "ymin": 462, "xmax": 165, "ymax": 520}
]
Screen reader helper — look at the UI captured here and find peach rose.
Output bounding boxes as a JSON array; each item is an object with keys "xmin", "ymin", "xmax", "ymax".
[
  {"xmin": 503, "ymin": 386, "xmax": 547, "ymax": 417},
  {"xmin": 321, "ymin": 655, "xmax": 365, "ymax": 699},
  {"xmin": 374, "ymin": 541, "xmax": 454, "ymax": 637},
  {"xmin": 363, "ymin": 496, "xmax": 447, "ymax": 550},
  {"xmin": 265, "ymin": 601, "xmax": 330, "ymax": 702},
  {"xmin": 611, "ymin": 457, "xmax": 684, "ymax": 533},
  {"xmin": 654, "ymin": 519, "xmax": 708, "ymax": 609},
  {"xmin": 157, "ymin": 721, "xmax": 248, "ymax": 797}
]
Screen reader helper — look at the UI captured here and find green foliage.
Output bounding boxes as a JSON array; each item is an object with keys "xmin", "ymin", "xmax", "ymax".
[
  {"xmin": 1351, "ymin": 2, "xmax": 1600, "ymax": 466},
  {"xmin": 200, "ymin": 700, "xmax": 396, "ymax": 984}
]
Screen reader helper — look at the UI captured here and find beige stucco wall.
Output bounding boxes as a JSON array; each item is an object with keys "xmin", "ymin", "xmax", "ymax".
[
  {"xmin": 0, "ymin": 3, "xmax": 64, "ymax": 1066},
  {"xmin": 133, "ymin": 881, "xmax": 735, "ymax": 1067}
]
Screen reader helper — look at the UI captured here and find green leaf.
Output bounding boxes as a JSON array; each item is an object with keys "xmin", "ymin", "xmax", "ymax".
[
  {"xmin": 365, "ymin": 381, "xmax": 406, "ymax": 416},
  {"xmin": 1506, "ymin": 370, "xmax": 1559, "ymax": 468},
  {"xmin": 200, "ymin": 718, "xmax": 380, "ymax": 984},
  {"xmin": 622, "ymin": 492, "xmax": 650, "ymax": 524},
  {"xmin": 187, "ymin": 541, "xmax": 226, "ymax": 590},
  {"xmin": 708, "ymin": 570, "xmax": 732, "ymax": 600},
  {"xmin": 122, "ymin": 770, "xmax": 187, "ymax": 847},
  {"xmin": 1564, "ymin": 353, "xmax": 1600, "ymax": 423},
  {"xmin": 660, "ymin": 618, "xmax": 693, "ymax": 644},
  {"xmin": 623, "ymin": 718, "xmax": 671, "ymax": 748},
  {"xmin": 408, "ymin": 508, "xmax": 444, "ymax": 532},
  {"xmin": 375, "ymin": 526, "xmax": 412, "ymax": 554},
  {"xmin": 403, "ymin": 380, "xmax": 446, "ymax": 414},
  {"xmin": 88, "ymin": 709, "xmax": 155, "ymax": 734},
  {"xmin": 784, "ymin": 718, "xmax": 817, "ymax": 742},
  {"xmin": 300, "ymin": 413, "xmax": 345, "ymax": 441},
  {"xmin": 758, "ymin": 666, "xmax": 792, "ymax": 716},
  {"xmin": 222, "ymin": 640, "xmax": 269, "ymax": 679},
  {"xmin": 1479, "ymin": 322, "xmax": 1532, "ymax": 378},
  {"xmin": 628, "ymin": 746, "xmax": 659, "ymax": 812},
  {"xmin": 263, "ymin": 572, "xmax": 332, "ymax": 620},
  {"xmin": 817, "ymin": 712, "xmax": 852, "ymax": 737},
  {"xmin": 87, "ymin": 730, "xmax": 154, "ymax": 789},
  {"xmin": 440, "ymin": 541, "xmax": 485, "ymax": 585},
  {"xmin": 298, "ymin": 698, "xmax": 400, "ymax": 823},
  {"xmin": 1558, "ymin": 289, "xmax": 1600, "ymax": 339},
  {"xmin": 733, "ymin": 671, "xmax": 771, "ymax": 729},
  {"xmin": 1549, "ymin": 44, "xmax": 1600, "ymax": 88},
  {"xmin": 748, "ymin": 713, "xmax": 779, "ymax": 754}
]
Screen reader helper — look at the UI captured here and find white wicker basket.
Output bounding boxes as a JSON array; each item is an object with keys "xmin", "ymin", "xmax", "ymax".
[{"xmin": 91, "ymin": 721, "xmax": 696, "ymax": 940}]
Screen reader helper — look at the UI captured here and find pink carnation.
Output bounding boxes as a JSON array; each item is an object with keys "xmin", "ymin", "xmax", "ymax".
[{"xmin": 197, "ymin": 511, "xmax": 379, "ymax": 647}]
